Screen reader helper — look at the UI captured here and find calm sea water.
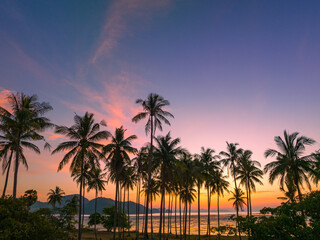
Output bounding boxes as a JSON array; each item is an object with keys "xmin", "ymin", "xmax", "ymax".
[{"xmin": 82, "ymin": 212, "xmax": 260, "ymax": 235}]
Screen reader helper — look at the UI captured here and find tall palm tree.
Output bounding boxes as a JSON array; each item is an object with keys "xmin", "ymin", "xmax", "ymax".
[
  {"xmin": 153, "ymin": 132, "xmax": 182, "ymax": 240},
  {"xmin": 142, "ymin": 179, "xmax": 160, "ymax": 234},
  {"xmin": 195, "ymin": 147, "xmax": 219, "ymax": 237},
  {"xmin": 103, "ymin": 126, "xmax": 137, "ymax": 240},
  {"xmin": 132, "ymin": 93, "xmax": 173, "ymax": 239},
  {"xmin": 236, "ymin": 150, "xmax": 263, "ymax": 216},
  {"xmin": 87, "ymin": 168, "xmax": 107, "ymax": 240},
  {"xmin": 220, "ymin": 142, "xmax": 242, "ymax": 237},
  {"xmin": 193, "ymin": 157, "xmax": 204, "ymax": 239},
  {"xmin": 47, "ymin": 186, "xmax": 65, "ymax": 208},
  {"xmin": 52, "ymin": 112, "xmax": 110, "ymax": 240},
  {"xmin": 72, "ymin": 162, "xmax": 92, "ymax": 228},
  {"xmin": 264, "ymin": 130, "xmax": 316, "ymax": 203},
  {"xmin": 178, "ymin": 152, "xmax": 196, "ymax": 240},
  {"xmin": 0, "ymin": 93, "xmax": 52, "ymax": 198},
  {"xmin": 213, "ymin": 170, "xmax": 229, "ymax": 240},
  {"xmin": 132, "ymin": 146, "xmax": 148, "ymax": 239}
]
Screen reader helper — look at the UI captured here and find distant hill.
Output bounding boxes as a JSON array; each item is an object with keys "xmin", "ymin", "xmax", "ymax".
[{"xmin": 31, "ymin": 194, "xmax": 160, "ymax": 214}]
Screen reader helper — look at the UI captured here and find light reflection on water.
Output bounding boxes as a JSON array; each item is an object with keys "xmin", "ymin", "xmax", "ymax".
[{"xmin": 82, "ymin": 212, "xmax": 260, "ymax": 235}]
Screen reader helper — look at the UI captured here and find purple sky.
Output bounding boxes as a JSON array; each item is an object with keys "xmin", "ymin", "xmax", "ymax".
[{"xmin": 0, "ymin": 0, "xmax": 320, "ymax": 209}]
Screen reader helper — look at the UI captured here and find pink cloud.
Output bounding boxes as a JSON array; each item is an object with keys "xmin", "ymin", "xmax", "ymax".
[
  {"xmin": 0, "ymin": 87, "xmax": 13, "ymax": 108},
  {"xmin": 91, "ymin": 0, "xmax": 171, "ymax": 63}
]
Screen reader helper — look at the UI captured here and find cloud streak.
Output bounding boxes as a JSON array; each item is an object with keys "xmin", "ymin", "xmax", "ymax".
[{"xmin": 91, "ymin": 0, "xmax": 171, "ymax": 63}]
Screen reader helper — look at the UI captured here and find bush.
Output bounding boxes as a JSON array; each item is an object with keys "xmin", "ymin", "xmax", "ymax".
[
  {"xmin": 0, "ymin": 190, "xmax": 68, "ymax": 240},
  {"xmin": 237, "ymin": 191, "xmax": 320, "ymax": 240}
]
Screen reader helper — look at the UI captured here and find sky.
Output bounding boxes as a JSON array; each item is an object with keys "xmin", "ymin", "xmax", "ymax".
[{"xmin": 1, "ymin": 0, "xmax": 320, "ymax": 211}]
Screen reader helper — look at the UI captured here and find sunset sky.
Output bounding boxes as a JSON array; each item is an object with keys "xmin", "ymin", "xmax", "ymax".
[{"xmin": 1, "ymin": 0, "xmax": 320, "ymax": 211}]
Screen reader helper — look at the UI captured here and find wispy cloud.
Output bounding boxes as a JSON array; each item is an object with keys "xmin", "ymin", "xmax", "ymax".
[{"xmin": 91, "ymin": 0, "xmax": 171, "ymax": 63}]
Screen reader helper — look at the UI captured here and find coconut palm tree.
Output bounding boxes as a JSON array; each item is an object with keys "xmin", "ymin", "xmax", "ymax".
[
  {"xmin": 264, "ymin": 130, "xmax": 316, "ymax": 203},
  {"xmin": 195, "ymin": 147, "xmax": 220, "ymax": 237},
  {"xmin": 0, "ymin": 93, "xmax": 52, "ymax": 198},
  {"xmin": 87, "ymin": 168, "xmax": 107, "ymax": 240},
  {"xmin": 132, "ymin": 93, "xmax": 173, "ymax": 239},
  {"xmin": 228, "ymin": 187, "xmax": 246, "ymax": 212},
  {"xmin": 153, "ymin": 132, "xmax": 182, "ymax": 240},
  {"xmin": 193, "ymin": 157, "xmax": 204, "ymax": 239},
  {"xmin": 72, "ymin": 162, "xmax": 92, "ymax": 228},
  {"xmin": 220, "ymin": 142, "xmax": 242, "ymax": 237},
  {"xmin": 236, "ymin": 150, "xmax": 263, "ymax": 216},
  {"xmin": 103, "ymin": 126, "xmax": 137, "ymax": 240},
  {"xmin": 212, "ymin": 170, "xmax": 229, "ymax": 240},
  {"xmin": 52, "ymin": 112, "xmax": 110, "ymax": 240},
  {"xmin": 132, "ymin": 146, "xmax": 148, "ymax": 239},
  {"xmin": 178, "ymin": 152, "xmax": 196, "ymax": 240},
  {"xmin": 47, "ymin": 186, "xmax": 65, "ymax": 208}
]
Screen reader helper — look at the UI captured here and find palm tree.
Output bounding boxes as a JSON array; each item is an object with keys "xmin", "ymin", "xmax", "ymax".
[
  {"xmin": 228, "ymin": 187, "xmax": 246, "ymax": 213},
  {"xmin": 142, "ymin": 179, "xmax": 160, "ymax": 234},
  {"xmin": 72, "ymin": 162, "xmax": 92, "ymax": 228},
  {"xmin": 264, "ymin": 130, "xmax": 316, "ymax": 203},
  {"xmin": 213, "ymin": 170, "xmax": 229, "ymax": 240},
  {"xmin": 236, "ymin": 150, "xmax": 263, "ymax": 216},
  {"xmin": 220, "ymin": 142, "xmax": 242, "ymax": 237},
  {"xmin": 132, "ymin": 93, "xmax": 173, "ymax": 239},
  {"xmin": 47, "ymin": 186, "xmax": 65, "ymax": 208},
  {"xmin": 153, "ymin": 132, "xmax": 182, "ymax": 240},
  {"xmin": 103, "ymin": 126, "xmax": 137, "ymax": 240},
  {"xmin": 52, "ymin": 112, "xmax": 110, "ymax": 240},
  {"xmin": 132, "ymin": 146, "xmax": 148, "ymax": 239},
  {"xmin": 0, "ymin": 93, "xmax": 52, "ymax": 198},
  {"xmin": 193, "ymin": 157, "xmax": 204, "ymax": 239},
  {"xmin": 195, "ymin": 147, "xmax": 220, "ymax": 237},
  {"xmin": 178, "ymin": 152, "xmax": 196, "ymax": 240},
  {"xmin": 87, "ymin": 168, "xmax": 107, "ymax": 240}
]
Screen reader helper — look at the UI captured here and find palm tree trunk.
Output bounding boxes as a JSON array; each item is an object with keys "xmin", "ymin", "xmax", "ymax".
[
  {"xmin": 82, "ymin": 184, "xmax": 85, "ymax": 229},
  {"xmin": 13, "ymin": 141, "xmax": 20, "ymax": 198},
  {"xmin": 249, "ymin": 189, "xmax": 252, "ymax": 216},
  {"xmin": 127, "ymin": 186, "xmax": 130, "ymax": 236},
  {"xmin": 246, "ymin": 182, "xmax": 249, "ymax": 217},
  {"xmin": 144, "ymin": 116, "xmax": 154, "ymax": 240},
  {"xmin": 78, "ymin": 159, "xmax": 84, "ymax": 240},
  {"xmin": 179, "ymin": 196, "xmax": 182, "ymax": 240},
  {"xmin": 198, "ymin": 183, "xmax": 200, "ymax": 239},
  {"xmin": 168, "ymin": 193, "xmax": 171, "ymax": 234},
  {"xmin": 163, "ymin": 189, "xmax": 166, "ymax": 236},
  {"xmin": 159, "ymin": 183, "xmax": 164, "ymax": 240},
  {"xmin": 151, "ymin": 195, "xmax": 153, "ymax": 235},
  {"xmin": 208, "ymin": 187, "xmax": 211, "ymax": 239},
  {"xmin": 175, "ymin": 194, "xmax": 177, "ymax": 236},
  {"xmin": 142, "ymin": 193, "xmax": 147, "ymax": 235},
  {"xmin": 184, "ymin": 201, "xmax": 187, "ymax": 240},
  {"xmin": 218, "ymin": 194, "xmax": 220, "ymax": 240},
  {"xmin": 113, "ymin": 181, "xmax": 118, "ymax": 240},
  {"xmin": 94, "ymin": 189, "xmax": 98, "ymax": 240},
  {"xmin": 123, "ymin": 187, "xmax": 126, "ymax": 240},
  {"xmin": 188, "ymin": 202, "xmax": 191, "ymax": 240},
  {"xmin": 2, "ymin": 150, "xmax": 13, "ymax": 198}
]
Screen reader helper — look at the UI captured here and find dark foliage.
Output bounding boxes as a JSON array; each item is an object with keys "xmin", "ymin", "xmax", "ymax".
[{"xmin": 237, "ymin": 191, "xmax": 320, "ymax": 240}]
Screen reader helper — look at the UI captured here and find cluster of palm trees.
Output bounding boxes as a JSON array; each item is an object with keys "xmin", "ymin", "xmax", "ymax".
[{"xmin": 1, "ymin": 92, "xmax": 320, "ymax": 240}]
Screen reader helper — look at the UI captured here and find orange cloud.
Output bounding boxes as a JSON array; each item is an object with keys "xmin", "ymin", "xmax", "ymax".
[{"xmin": 0, "ymin": 87, "xmax": 12, "ymax": 108}]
